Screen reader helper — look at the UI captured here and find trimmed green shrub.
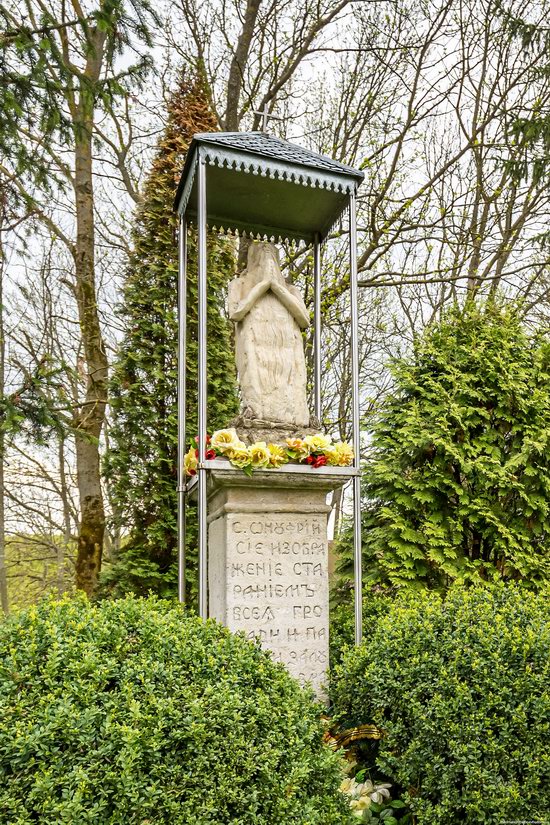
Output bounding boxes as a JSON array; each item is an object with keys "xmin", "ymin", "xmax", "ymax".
[
  {"xmin": 0, "ymin": 596, "xmax": 351, "ymax": 824},
  {"xmin": 329, "ymin": 591, "xmax": 389, "ymax": 668},
  {"xmin": 331, "ymin": 584, "xmax": 550, "ymax": 824}
]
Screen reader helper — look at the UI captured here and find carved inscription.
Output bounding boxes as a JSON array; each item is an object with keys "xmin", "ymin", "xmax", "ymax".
[{"xmin": 222, "ymin": 513, "xmax": 329, "ymax": 696}]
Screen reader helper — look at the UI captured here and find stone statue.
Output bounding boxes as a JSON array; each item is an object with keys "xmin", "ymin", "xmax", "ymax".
[{"xmin": 228, "ymin": 242, "xmax": 310, "ymax": 427}]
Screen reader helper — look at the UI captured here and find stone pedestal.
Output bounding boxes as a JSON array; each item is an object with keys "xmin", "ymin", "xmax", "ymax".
[{"xmin": 205, "ymin": 461, "xmax": 353, "ymax": 698}]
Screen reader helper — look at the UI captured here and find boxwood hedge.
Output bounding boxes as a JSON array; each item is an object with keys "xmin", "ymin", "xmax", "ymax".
[
  {"xmin": 331, "ymin": 584, "xmax": 550, "ymax": 824},
  {"xmin": 0, "ymin": 595, "xmax": 352, "ymax": 824}
]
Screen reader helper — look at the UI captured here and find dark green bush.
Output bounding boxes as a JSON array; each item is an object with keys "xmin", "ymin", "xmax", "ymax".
[
  {"xmin": 0, "ymin": 595, "xmax": 351, "ymax": 824},
  {"xmin": 329, "ymin": 590, "xmax": 389, "ymax": 669},
  {"xmin": 331, "ymin": 584, "xmax": 550, "ymax": 824}
]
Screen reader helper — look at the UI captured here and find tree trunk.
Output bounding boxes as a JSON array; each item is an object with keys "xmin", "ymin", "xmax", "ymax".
[
  {"xmin": 73, "ymin": 112, "xmax": 108, "ymax": 595},
  {"xmin": 0, "ymin": 226, "xmax": 8, "ymax": 615},
  {"xmin": 57, "ymin": 434, "xmax": 71, "ymax": 595},
  {"xmin": 223, "ymin": 0, "xmax": 262, "ymax": 131}
]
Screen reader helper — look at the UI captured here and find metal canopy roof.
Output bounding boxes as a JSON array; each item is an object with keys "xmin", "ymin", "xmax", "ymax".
[{"xmin": 174, "ymin": 132, "xmax": 364, "ymax": 243}]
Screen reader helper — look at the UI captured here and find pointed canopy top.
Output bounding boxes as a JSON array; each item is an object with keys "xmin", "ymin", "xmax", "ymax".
[{"xmin": 174, "ymin": 131, "xmax": 364, "ymax": 243}]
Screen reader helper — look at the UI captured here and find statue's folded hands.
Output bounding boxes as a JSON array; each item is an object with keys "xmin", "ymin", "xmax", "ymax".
[
  {"xmin": 228, "ymin": 242, "xmax": 311, "ymax": 427},
  {"xmin": 228, "ymin": 277, "xmax": 272, "ymax": 322},
  {"xmin": 268, "ymin": 277, "xmax": 310, "ymax": 329}
]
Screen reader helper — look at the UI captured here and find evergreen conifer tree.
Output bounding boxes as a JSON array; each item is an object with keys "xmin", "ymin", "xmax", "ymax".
[
  {"xmin": 498, "ymin": 7, "xmax": 549, "ymax": 186},
  {"xmin": 336, "ymin": 300, "xmax": 550, "ymax": 592},
  {"xmin": 103, "ymin": 77, "xmax": 238, "ymax": 602}
]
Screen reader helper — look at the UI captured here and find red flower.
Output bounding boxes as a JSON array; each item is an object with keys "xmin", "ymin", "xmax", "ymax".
[
  {"xmin": 195, "ymin": 435, "xmax": 212, "ymax": 444},
  {"xmin": 194, "ymin": 447, "xmax": 216, "ymax": 460},
  {"xmin": 304, "ymin": 454, "xmax": 327, "ymax": 468}
]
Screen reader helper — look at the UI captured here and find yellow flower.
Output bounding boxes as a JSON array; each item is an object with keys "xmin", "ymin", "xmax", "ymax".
[
  {"xmin": 268, "ymin": 443, "xmax": 288, "ymax": 468},
  {"xmin": 285, "ymin": 437, "xmax": 309, "ymax": 460},
  {"xmin": 226, "ymin": 444, "xmax": 251, "ymax": 469},
  {"xmin": 350, "ymin": 797, "xmax": 371, "ymax": 813},
  {"xmin": 183, "ymin": 446, "xmax": 198, "ymax": 476},
  {"xmin": 304, "ymin": 433, "xmax": 332, "ymax": 453},
  {"xmin": 324, "ymin": 446, "xmax": 336, "ymax": 463},
  {"xmin": 340, "ymin": 778, "xmax": 354, "ymax": 794},
  {"xmin": 226, "ymin": 439, "xmax": 247, "ymax": 454},
  {"xmin": 327, "ymin": 441, "xmax": 354, "ymax": 466},
  {"xmin": 211, "ymin": 428, "xmax": 240, "ymax": 454},
  {"xmin": 249, "ymin": 441, "xmax": 270, "ymax": 468}
]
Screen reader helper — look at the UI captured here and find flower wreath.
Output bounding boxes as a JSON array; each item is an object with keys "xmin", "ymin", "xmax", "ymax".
[{"xmin": 184, "ymin": 428, "xmax": 353, "ymax": 476}]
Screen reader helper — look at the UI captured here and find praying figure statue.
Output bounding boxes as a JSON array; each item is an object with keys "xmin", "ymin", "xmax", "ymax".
[{"xmin": 228, "ymin": 242, "xmax": 311, "ymax": 427}]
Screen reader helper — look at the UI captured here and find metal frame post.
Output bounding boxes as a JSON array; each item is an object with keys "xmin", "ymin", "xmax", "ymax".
[
  {"xmin": 197, "ymin": 154, "xmax": 208, "ymax": 620},
  {"xmin": 177, "ymin": 215, "xmax": 188, "ymax": 604},
  {"xmin": 313, "ymin": 232, "xmax": 322, "ymax": 422},
  {"xmin": 349, "ymin": 190, "xmax": 362, "ymax": 645}
]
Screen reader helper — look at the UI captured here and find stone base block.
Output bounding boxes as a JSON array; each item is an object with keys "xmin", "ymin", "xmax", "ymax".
[{"xmin": 206, "ymin": 463, "xmax": 352, "ymax": 698}]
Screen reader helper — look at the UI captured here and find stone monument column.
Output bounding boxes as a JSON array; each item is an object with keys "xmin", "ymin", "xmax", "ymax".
[
  {"xmin": 208, "ymin": 467, "xmax": 349, "ymax": 698},
  {"xmin": 205, "ymin": 242, "xmax": 353, "ymax": 698}
]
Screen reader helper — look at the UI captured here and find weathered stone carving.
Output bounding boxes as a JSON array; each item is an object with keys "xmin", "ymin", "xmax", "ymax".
[
  {"xmin": 228, "ymin": 242, "xmax": 310, "ymax": 428},
  {"xmin": 207, "ymin": 469, "xmax": 346, "ymax": 699}
]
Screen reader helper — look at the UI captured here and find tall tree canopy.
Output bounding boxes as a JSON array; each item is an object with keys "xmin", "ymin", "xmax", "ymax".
[
  {"xmin": 0, "ymin": 0, "xmax": 158, "ymax": 595},
  {"xmin": 103, "ymin": 77, "xmax": 238, "ymax": 602},
  {"xmin": 2, "ymin": 0, "xmax": 549, "ymax": 605},
  {"xmin": 341, "ymin": 301, "xmax": 550, "ymax": 591},
  {"xmin": 498, "ymin": 4, "xmax": 550, "ymax": 186}
]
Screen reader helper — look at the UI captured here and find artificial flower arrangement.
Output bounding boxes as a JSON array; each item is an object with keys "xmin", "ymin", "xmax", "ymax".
[{"xmin": 184, "ymin": 428, "xmax": 353, "ymax": 477}]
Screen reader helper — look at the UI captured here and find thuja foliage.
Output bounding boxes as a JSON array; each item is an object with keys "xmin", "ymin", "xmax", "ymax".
[
  {"xmin": 331, "ymin": 584, "xmax": 550, "ymax": 824},
  {"xmin": 103, "ymin": 78, "xmax": 238, "ymax": 602},
  {"xmin": 0, "ymin": 595, "xmax": 351, "ymax": 824},
  {"xmin": 338, "ymin": 300, "xmax": 550, "ymax": 590}
]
